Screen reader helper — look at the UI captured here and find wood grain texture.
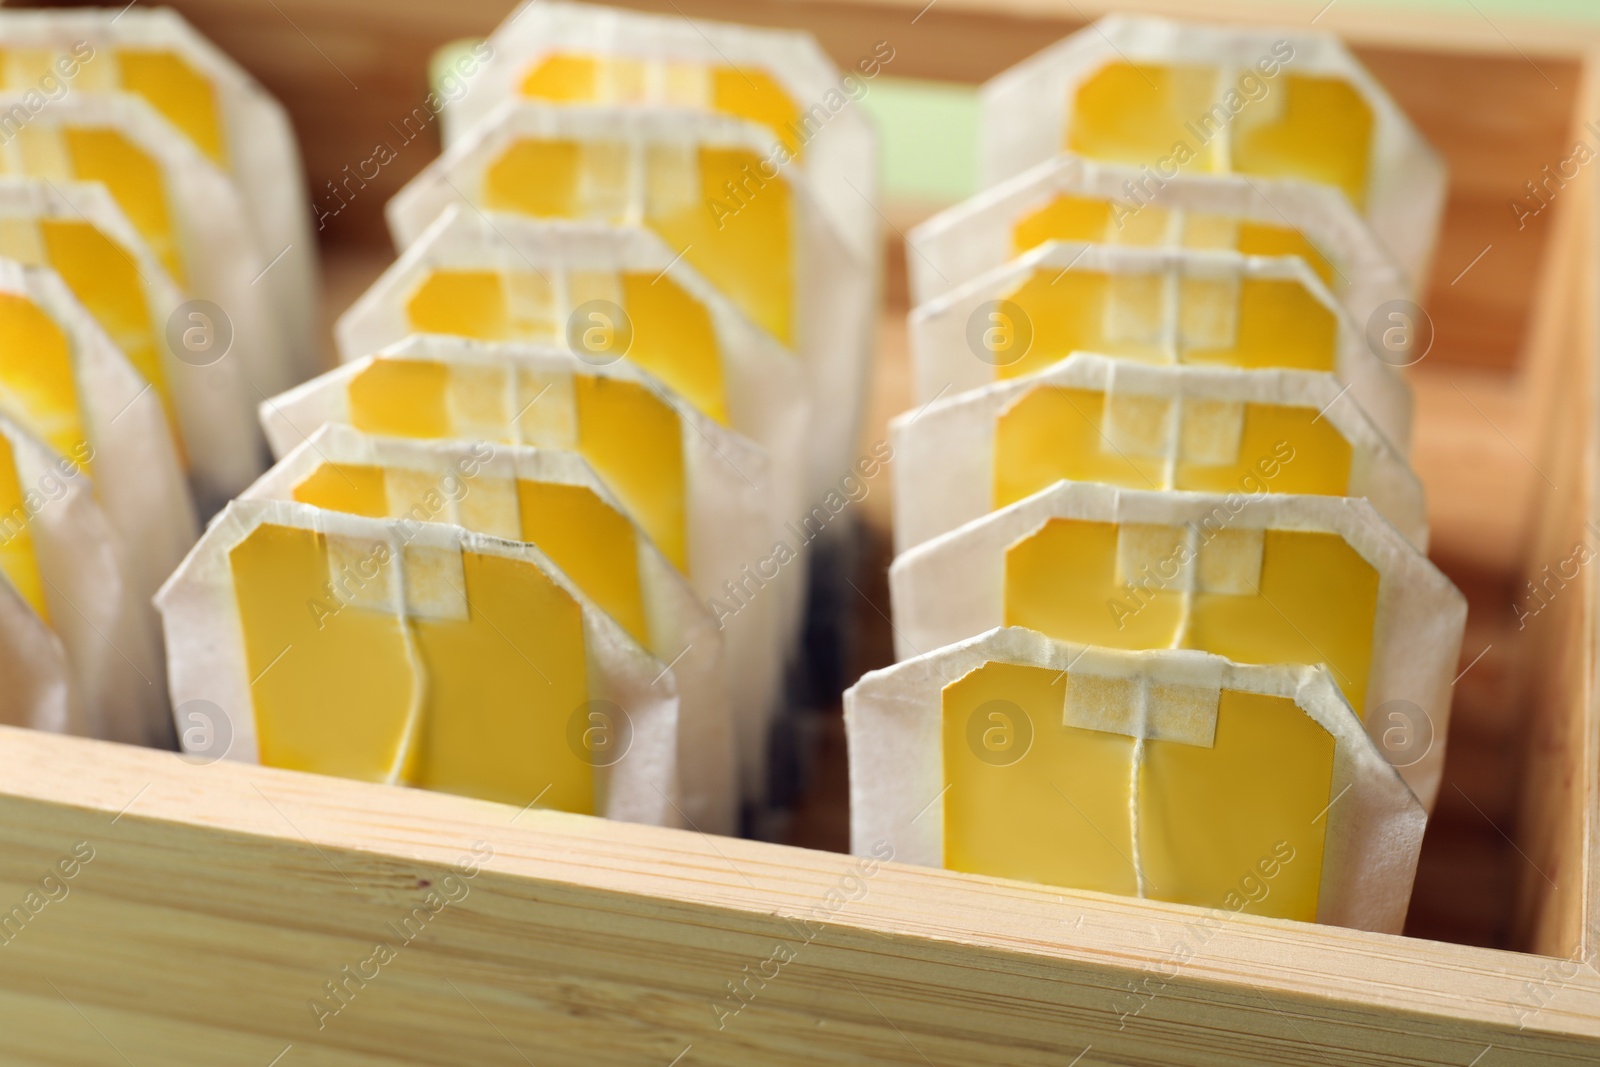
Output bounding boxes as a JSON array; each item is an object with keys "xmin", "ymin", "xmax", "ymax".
[
  {"xmin": 1509, "ymin": 61, "xmax": 1600, "ymax": 963},
  {"xmin": 0, "ymin": 725, "xmax": 1597, "ymax": 1066}
]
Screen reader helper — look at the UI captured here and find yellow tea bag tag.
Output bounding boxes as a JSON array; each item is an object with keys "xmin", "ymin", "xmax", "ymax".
[
  {"xmin": 388, "ymin": 105, "xmax": 873, "ymax": 511},
  {"xmin": 844, "ymin": 627, "xmax": 1426, "ymax": 933},
  {"xmin": 888, "ymin": 352, "xmax": 1424, "ymax": 553},
  {"xmin": 259, "ymin": 336, "xmax": 791, "ymax": 798},
  {"xmin": 888, "ymin": 481, "xmax": 1465, "ymax": 809},
  {"xmin": 908, "ymin": 241, "xmax": 1413, "ymax": 453},
  {"xmin": 977, "ymin": 15, "xmax": 1446, "ymax": 281},
  {"xmin": 155, "ymin": 497, "xmax": 683, "ymax": 824},
  {"xmin": 440, "ymin": 0, "xmax": 882, "ymax": 265},
  {"xmin": 338, "ymin": 203, "xmax": 812, "ymax": 512},
  {"xmin": 0, "ymin": 7, "xmax": 318, "ymax": 374},
  {"xmin": 0, "ymin": 93, "xmax": 298, "ymax": 394},
  {"xmin": 0, "ymin": 177, "xmax": 263, "ymax": 507},
  {"xmin": 0, "ymin": 257, "xmax": 196, "ymax": 615},
  {"xmin": 240, "ymin": 422, "xmax": 739, "ymax": 831},
  {"xmin": 261, "ymin": 337, "xmax": 778, "ymax": 589}
]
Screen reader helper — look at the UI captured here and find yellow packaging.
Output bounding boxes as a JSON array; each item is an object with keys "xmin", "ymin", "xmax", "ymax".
[
  {"xmin": 890, "ymin": 352, "xmax": 1424, "ymax": 553},
  {"xmin": 845, "ymin": 626, "xmax": 1424, "ymax": 933},
  {"xmin": 978, "ymin": 16, "xmax": 1447, "ymax": 280},
  {"xmin": 240, "ymin": 422, "xmax": 737, "ymax": 832},
  {"xmin": 888, "ymin": 481, "xmax": 1466, "ymax": 808},
  {"xmin": 155, "ymin": 498, "xmax": 681, "ymax": 823}
]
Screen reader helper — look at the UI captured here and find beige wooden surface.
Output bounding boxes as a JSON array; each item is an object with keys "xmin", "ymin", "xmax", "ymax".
[{"xmin": 0, "ymin": 725, "xmax": 1597, "ymax": 1066}]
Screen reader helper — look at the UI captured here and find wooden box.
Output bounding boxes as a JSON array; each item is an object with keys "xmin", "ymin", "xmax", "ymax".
[{"xmin": 2, "ymin": 1, "xmax": 1598, "ymax": 1062}]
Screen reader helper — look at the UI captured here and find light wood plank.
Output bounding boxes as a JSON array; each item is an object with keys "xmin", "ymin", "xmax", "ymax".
[
  {"xmin": 0, "ymin": 726, "xmax": 1597, "ymax": 1065},
  {"xmin": 1513, "ymin": 56, "xmax": 1600, "ymax": 964}
]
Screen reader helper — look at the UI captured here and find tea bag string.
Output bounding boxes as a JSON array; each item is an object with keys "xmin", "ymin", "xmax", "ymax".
[
  {"xmin": 1130, "ymin": 524, "xmax": 1202, "ymax": 899},
  {"xmin": 385, "ymin": 544, "xmax": 428, "ymax": 786},
  {"xmin": 1128, "ymin": 675, "xmax": 1150, "ymax": 899}
]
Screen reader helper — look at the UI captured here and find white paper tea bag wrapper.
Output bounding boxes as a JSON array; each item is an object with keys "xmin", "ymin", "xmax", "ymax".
[
  {"xmin": 910, "ymin": 240, "xmax": 1414, "ymax": 453},
  {"xmin": 0, "ymin": 7, "xmax": 320, "ymax": 378},
  {"xmin": 978, "ymin": 16, "xmax": 1448, "ymax": 283},
  {"xmin": 889, "ymin": 482, "xmax": 1465, "ymax": 808},
  {"xmin": 240, "ymin": 423, "xmax": 737, "ymax": 833},
  {"xmin": 156, "ymin": 497, "xmax": 679, "ymax": 826},
  {"xmin": 0, "ymin": 571, "xmax": 75, "ymax": 735},
  {"xmin": 0, "ymin": 92, "xmax": 294, "ymax": 397},
  {"xmin": 0, "ymin": 258, "xmax": 196, "ymax": 616},
  {"xmin": 892, "ymin": 352, "xmax": 1425, "ymax": 554},
  {"xmin": 908, "ymin": 153, "xmax": 1414, "ymax": 318},
  {"xmin": 0, "ymin": 178, "xmax": 263, "ymax": 509},
  {"xmin": 258, "ymin": 335, "xmax": 789, "ymax": 799},
  {"xmin": 388, "ymin": 103, "xmax": 876, "ymax": 500},
  {"xmin": 441, "ymin": 0, "xmax": 882, "ymax": 267},
  {"xmin": 0, "ymin": 413, "xmax": 166, "ymax": 745},
  {"xmin": 338, "ymin": 203, "xmax": 811, "ymax": 515},
  {"xmin": 845, "ymin": 626, "xmax": 1424, "ymax": 934}
]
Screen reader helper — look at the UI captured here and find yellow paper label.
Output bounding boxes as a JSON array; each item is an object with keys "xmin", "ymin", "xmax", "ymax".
[
  {"xmin": 345, "ymin": 359, "xmax": 689, "ymax": 575},
  {"xmin": 1003, "ymin": 519, "xmax": 1380, "ymax": 716},
  {"xmin": 941, "ymin": 658, "xmax": 1330, "ymax": 920},
  {"xmin": 36, "ymin": 219, "xmax": 175, "ymax": 435},
  {"xmin": 58, "ymin": 126, "xmax": 185, "ymax": 284},
  {"xmin": 990, "ymin": 268, "xmax": 1336, "ymax": 379},
  {"xmin": 482, "ymin": 137, "xmax": 795, "ymax": 347},
  {"xmin": 115, "ymin": 49, "xmax": 228, "ymax": 165},
  {"xmin": 520, "ymin": 53, "xmax": 804, "ymax": 158},
  {"xmin": 1067, "ymin": 61, "xmax": 1374, "ymax": 207},
  {"xmin": 291, "ymin": 458, "xmax": 653, "ymax": 650},
  {"xmin": 993, "ymin": 387, "xmax": 1349, "ymax": 506},
  {"xmin": 230, "ymin": 522, "xmax": 594, "ymax": 811},
  {"xmin": 404, "ymin": 267, "xmax": 730, "ymax": 425},
  {"xmin": 0, "ymin": 291, "xmax": 90, "ymax": 473},
  {"xmin": 1011, "ymin": 195, "xmax": 1335, "ymax": 288}
]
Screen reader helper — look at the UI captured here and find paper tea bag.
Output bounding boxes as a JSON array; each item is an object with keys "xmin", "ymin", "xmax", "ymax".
[
  {"xmin": 258, "ymin": 335, "xmax": 790, "ymax": 796},
  {"xmin": 0, "ymin": 6, "xmax": 319, "ymax": 377},
  {"xmin": 0, "ymin": 178, "xmax": 262, "ymax": 508},
  {"xmin": 0, "ymin": 258, "xmax": 196, "ymax": 614},
  {"xmin": 0, "ymin": 92, "xmax": 293, "ymax": 395},
  {"xmin": 910, "ymin": 240, "xmax": 1414, "ymax": 452},
  {"xmin": 156, "ymin": 498, "xmax": 680, "ymax": 823},
  {"xmin": 388, "ymin": 103, "xmax": 875, "ymax": 497},
  {"xmin": 0, "ymin": 413, "xmax": 166, "ymax": 744},
  {"xmin": 845, "ymin": 626, "xmax": 1424, "ymax": 933},
  {"xmin": 908, "ymin": 153, "xmax": 1413, "ymax": 320},
  {"xmin": 889, "ymin": 481, "xmax": 1466, "ymax": 808},
  {"xmin": 240, "ymin": 422, "xmax": 737, "ymax": 833},
  {"xmin": 337, "ymin": 203, "xmax": 810, "ymax": 513},
  {"xmin": 891, "ymin": 352, "xmax": 1424, "ymax": 554},
  {"xmin": 442, "ymin": 0, "xmax": 881, "ymax": 266},
  {"xmin": 978, "ymin": 16, "xmax": 1447, "ymax": 283}
]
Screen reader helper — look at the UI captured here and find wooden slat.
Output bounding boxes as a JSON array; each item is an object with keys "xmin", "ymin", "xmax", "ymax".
[
  {"xmin": 0, "ymin": 725, "xmax": 1597, "ymax": 1066},
  {"xmin": 1509, "ymin": 49, "xmax": 1600, "ymax": 962}
]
